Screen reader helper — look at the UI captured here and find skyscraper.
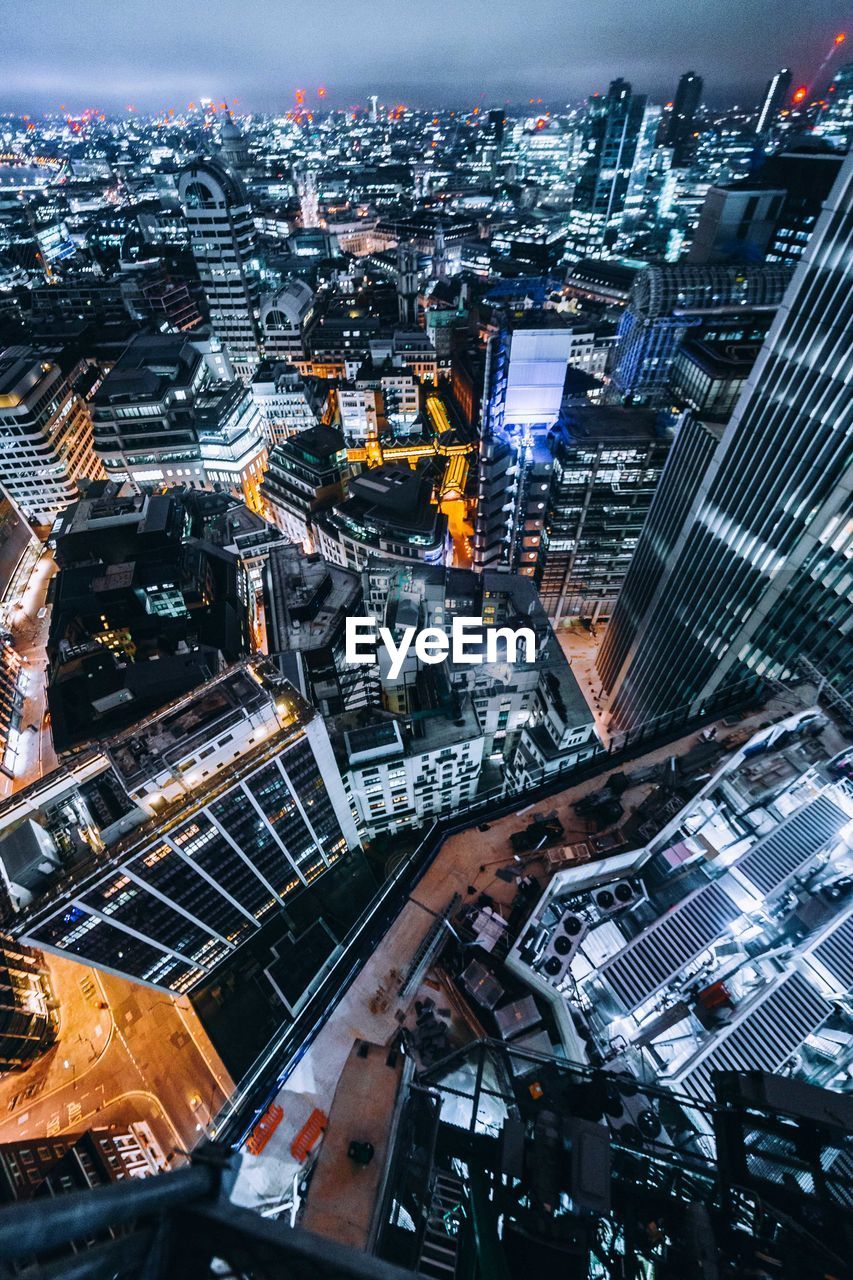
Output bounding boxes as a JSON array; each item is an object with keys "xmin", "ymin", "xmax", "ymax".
[
  {"xmin": 177, "ymin": 159, "xmax": 263, "ymax": 379},
  {"xmin": 566, "ymin": 79, "xmax": 660, "ymax": 259},
  {"xmin": 597, "ymin": 154, "xmax": 853, "ymax": 733},
  {"xmin": 817, "ymin": 60, "xmax": 853, "ymax": 148},
  {"xmin": 755, "ymin": 67, "xmax": 793, "ymax": 135},
  {"xmin": 661, "ymin": 70, "xmax": 703, "ymax": 167}
]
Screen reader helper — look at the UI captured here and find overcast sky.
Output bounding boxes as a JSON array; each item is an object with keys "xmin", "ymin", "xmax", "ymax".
[{"xmin": 2, "ymin": 0, "xmax": 847, "ymax": 112}]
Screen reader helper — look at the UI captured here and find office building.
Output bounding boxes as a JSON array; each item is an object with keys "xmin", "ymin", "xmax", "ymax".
[
  {"xmin": 177, "ymin": 159, "xmax": 263, "ymax": 378},
  {"xmin": 564, "ymin": 256, "xmax": 643, "ymax": 306},
  {"xmin": 343, "ymin": 359, "xmax": 421, "ymax": 443},
  {"xmin": 0, "ymin": 661, "xmax": 360, "ymax": 995},
  {"xmin": 118, "ymin": 256, "xmax": 204, "ymax": 334},
  {"xmin": 755, "ymin": 68, "xmax": 792, "ymax": 135},
  {"xmin": 339, "ymin": 561, "xmax": 598, "ymax": 835},
  {"xmin": 0, "ymin": 484, "xmax": 40, "ymax": 632},
  {"xmin": 661, "ymin": 71, "xmax": 703, "ymax": 167},
  {"xmin": 815, "ymin": 60, "xmax": 853, "ymax": 148},
  {"xmin": 689, "ymin": 148, "xmax": 843, "ymax": 267},
  {"xmin": 0, "ymin": 348, "xmax": 106, "ymax": 526},
  {"xmin": 250, "ymin": 360, "xmax": 321, "ymax": 445},
  {"xmin": 610, "ymin": 262, "xmax": 792, "ymax": 403},
  {"xmin": 91, "ymin": 333, "xmax": 267, "ymax": 506},
  {"xmin": 189, "ymin": 378, "xmax": 268, "ymax": 509},
  {"xmin": 598, "ymin": 155, "xmax": 853, "ymax": 733},
  {"xmin": 0, "ymin": 939, "xmax": 57, "ymax": 1072},
  {"xmin": 395, "ymin": 241, "xmax": 419, "ymax": 326},
  {"xmin": 47, "ymin": 486, "xmax": 254, "ymax": 748},
  {"xmin": 761, "ymin": 146, "xmax": 845, "ymax": 264},
  {"xmin": 313, "ymin": 465, "xmax": 450, "ymax": 571},
  {"xmin": 689, "ymin": 184, "xmax": 788, "ymax": 265},
  {"xmin": 473, "ymin": 322, "xmax": 574, "ymax": 573},
  {"xmin": 566, "ymin": 79, "xmax": 660, "ymax": 259},
  {"xmin": 260, "ymin": 424, "xmax": 349, "ymax": 547},
  {"xmin": 669, "ymin": 336, "xmax": 760, "ymax": 421},
  {"xmin": 263, "ymin": 544, "xmax": 372, "ymax": 716},
  {"xmin": 259, "ymin": 280, "xmax": 314, "ymax": 365},
  {"xmin": 178, "ymin": 487, "xmax": 286, "ymax": 599},
  {"xmin": 538, "ymin": 407, "xmax": 680, "ymax": 622}
]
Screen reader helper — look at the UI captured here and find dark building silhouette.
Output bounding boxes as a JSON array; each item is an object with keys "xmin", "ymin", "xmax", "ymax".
[
  {"xmin": 46, "ymin": 486, "xmax": 253, "ymax": 748},
  {"xmin": 662, "ymin": 70, "xmax": 703, "ymax": 166}
]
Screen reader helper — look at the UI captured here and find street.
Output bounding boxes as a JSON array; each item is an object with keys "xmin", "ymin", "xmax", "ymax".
[
  {"xmin": 0, "ymin": 951, "xmax": 234, "ymax": 1164},
  {"xmin": 0, "ymin": 541, "xmax": 236, "ymax": 1164}
]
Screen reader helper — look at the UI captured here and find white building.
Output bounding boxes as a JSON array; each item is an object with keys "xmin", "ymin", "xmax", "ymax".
[
  {"xmin": 337, "ymin": 559, "xmax": 599, "ymax": 837},
  {"xmin": 0, "ymin": 347, "xmax": 106, "ymax": 525},
  {"xmin": 343, "ymin": 716, "xmax": 486, "ymax": 836},
  {"xmin": 91, "ymin": 334, "xmax": 266, "ymax": 508},
  {"xmin": 260, "ymin": 279, "xmax": 314, "ymax": 365},
  {"xmin": 251, "ymin": 361, "xmax": 320, "ymax": 445}
]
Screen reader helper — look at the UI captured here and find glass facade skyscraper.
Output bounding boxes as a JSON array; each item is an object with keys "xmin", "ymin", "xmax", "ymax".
[
  {"xmin": 661, "ymin": 71, "xmax": 703, "ymax": 167},
  {"xmin": 598, "ymin": 154, "xmax": 853, "ymax": 733},
  {"xmin": 565, "ymin": 79, "xmax": 660, "ymax": 260}
]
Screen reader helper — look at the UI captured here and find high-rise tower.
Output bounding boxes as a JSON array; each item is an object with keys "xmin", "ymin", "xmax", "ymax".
[
  {"xmin": 178, "ymin": 159, "xmax": 263, "ymax": 380},
  {"xmin": 755, "ymin": 67, "xmax": 793, "ymax": 134},
  {"xmin": 566, "ymin": 79, "xmax": 660, "ymax": 259},
  {"xmin": 661, "ymin": 71, "xmax": 703, "ymax": 166},
  {"xmin": 597, "ymin": 153, "xmax": 853, "ymax": 733}
]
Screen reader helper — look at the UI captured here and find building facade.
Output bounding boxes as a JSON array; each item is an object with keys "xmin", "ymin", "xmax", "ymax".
[
  {"xmin": 91, "ymin": 333, "xmax": 266, "ymax": 506},
  {"xmin": 177, "ymin": 159, "xmax": 263, "ymax": 379},
  {"xmin": 0, "ymin": 939, "xmax": 57, "ymax": 1072},
  {"xmin": 598, "ymin": 155, "xmax": 853, "ymax": 733},
  {"xmin": 0, "ymin": 662, "xmax": 360, "ymax": 995},
  {"xmin": 610, "ymin": 262, "xmax": 792, "ymax": 404},
  {"xmin": 538, "ymin": 407, "xmax": 679, "ymax": 621},
  {"xmin": 260, "ymin": 425, "xmax": 349, "ymax": 547},
  {"xmin": 0, "ymin": 348, "xmax": 105, "ymax": 526}
]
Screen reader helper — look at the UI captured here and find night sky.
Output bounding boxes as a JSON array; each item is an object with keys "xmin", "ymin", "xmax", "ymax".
[{"xmin": 2, "ymin": 0, "xmax": 847, "ymax": 111}]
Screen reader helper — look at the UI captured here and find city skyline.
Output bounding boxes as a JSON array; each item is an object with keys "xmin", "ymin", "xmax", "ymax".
[
  {"xmin": 0, "ymin": 9, "xmax": 850, "ymax": 1272},
  {"xmin": 1, "ymin": 0, "xmax": 847, "ymax": 111}
]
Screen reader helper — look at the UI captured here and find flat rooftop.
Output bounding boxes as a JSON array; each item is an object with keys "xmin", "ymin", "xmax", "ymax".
[
  {"xmin": 107, "ymin": 664, "xmax": 272, "ymax": 787},
  {"xmin": 300, "ymin": 1039, "xmax": 404, "ymax": 1248}
]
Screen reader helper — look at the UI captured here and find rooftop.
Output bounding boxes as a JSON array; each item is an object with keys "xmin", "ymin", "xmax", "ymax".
[{"xmin": 506, "ymin": 709, "xmax": 853, "ymax": 1108}]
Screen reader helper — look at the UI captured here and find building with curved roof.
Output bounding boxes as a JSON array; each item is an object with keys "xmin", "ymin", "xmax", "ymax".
[{"xmin": 178, "ymin": 159, "xmax": 262, "ymax": 379}]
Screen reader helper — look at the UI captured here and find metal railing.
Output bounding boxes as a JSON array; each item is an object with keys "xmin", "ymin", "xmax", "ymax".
[
  {"xmin": 0, "ymin": 1143, "xmax": 418, "ymax": 1280},
  {"xmin": 210, "ymin": 699, "xmax": 750, "ymax": 1149}
]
